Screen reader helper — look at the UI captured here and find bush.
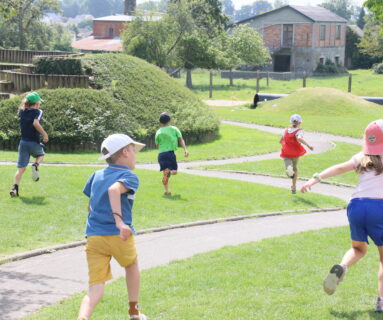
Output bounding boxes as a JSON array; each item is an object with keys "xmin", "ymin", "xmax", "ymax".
[
  {"xmin": 34, "ymin": 56, "xmax": 84, "ymax": 75},
  {"xmin": 82, "ymin": 53, "xmax": 219, "ymax": 145},
  {"xmin": 373, "ymin": 63, "xmax": 383, "ymax": 74},
  {"xmin": 314, "ymin": 59, "xmax": 348, "ymax": 74}
]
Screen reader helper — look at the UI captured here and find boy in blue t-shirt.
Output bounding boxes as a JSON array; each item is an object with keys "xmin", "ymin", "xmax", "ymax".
[
  {"xmin": 10, "ymin": 92, "xmax": 49, "ymax": 197},
  {"xmin": 77, "ymin": 134, "xmax": 147, "ymax": 320}
]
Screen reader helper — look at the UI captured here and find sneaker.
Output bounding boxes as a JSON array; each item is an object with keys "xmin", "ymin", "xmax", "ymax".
[
  {"xmin": 376, "ymin": 297, "xmax": 383, "ymax": 312},
  {"xmin": 291, "ymin": 187, "xmax": 296, "ymax": 194},
  {"xmin": 164, "ymin": 191, "xmax": 172, "ymax": 196},
  {"xmin": 31, "ymin": 163, "xmax": 39, "ymax": 181},
  {"xmin": 130, "ymin": 314, "xmax": 147, "ymax": 320},
  {"xmin": 323, "ymin": 264, "xmax": 346, "ymax": 295},
  {"xmin": 286, "ymin": 165, "xmax": 294, "ymax": 178},
  {"xmin": 9, "ymin": 184, "xmax": 19, "ymax": 197},
  {"xmin": 162, "ymin": 169, "xmax": 170, "ymax": 185}
]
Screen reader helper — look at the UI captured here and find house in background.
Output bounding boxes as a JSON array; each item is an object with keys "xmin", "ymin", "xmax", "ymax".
[
  {"xmin": 71, "ymin": 0, "xmax": 160, "ymax": 52},
  {"xmin": 235, "ymin": 5, "xmax": 347, "ymax": 73}
]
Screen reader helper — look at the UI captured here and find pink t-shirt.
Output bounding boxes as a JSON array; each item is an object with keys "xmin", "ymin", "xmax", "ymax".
[{"xmin": 351, "ymin": 152, "xmax": 383, "ymax": 199}]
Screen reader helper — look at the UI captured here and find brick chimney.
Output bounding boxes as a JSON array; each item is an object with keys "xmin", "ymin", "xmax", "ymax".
[{"xmin": 125, "ymin": 0, "xmax": 136, "ymax": 15}]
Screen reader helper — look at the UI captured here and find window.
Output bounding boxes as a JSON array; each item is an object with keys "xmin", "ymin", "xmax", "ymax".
[
  {"xmin": 335, "ymin": 25, "xmax": 341, "ymax": 40},
  {"xmin": 282, "ymin": 24, "xmax": 293, "ymax": 47},
  {"xmin": 108, "ymin": 27, "xmax": 114, "ymax": 38},
  {"xmin": 319, "ymin": 57, "xmax": 324, "ymax": 64},
  {"xmin": 335, "ymin": 56, "xmax": 340, "ymax": 64},
  {"xmin": 320, "ymin": 25, "xmax": 326, "ymax": 40}
]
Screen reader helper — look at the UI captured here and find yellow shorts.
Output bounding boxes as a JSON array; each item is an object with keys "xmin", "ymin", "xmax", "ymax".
[{"xmin": 85, "ymin": 235, "xmax": 137, "ymax": 286}]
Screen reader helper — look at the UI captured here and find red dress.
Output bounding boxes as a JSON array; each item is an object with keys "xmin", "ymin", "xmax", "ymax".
[{"xmin": 280, "ymin": 128, "xmax": 306, "ymax": 158}]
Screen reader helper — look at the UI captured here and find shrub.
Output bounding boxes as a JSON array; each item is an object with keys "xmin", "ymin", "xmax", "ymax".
[
  {"xmin": 373, "ymin": 63, "xmax": 383, "ymax": 74},
  {"xmin": 34, "ymin": 56, "xmax": 84, "ymax": 75},
  {"xmin": 314, "ymin": 59, "xmax": 348, "ymax": 74}
]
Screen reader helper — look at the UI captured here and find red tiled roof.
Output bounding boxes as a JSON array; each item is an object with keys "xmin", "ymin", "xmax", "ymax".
[{"xmin": 71, "ymin": 37, "xmax": 122, "ymax": 52}]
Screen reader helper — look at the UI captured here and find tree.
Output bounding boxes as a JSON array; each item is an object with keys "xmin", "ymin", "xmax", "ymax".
[
  {"xmin": 87, "ymin": 0, "xmax": 113, "ymax": 17},
  {"xmin": 234, "ymin": 0, "xmax": 272, "ymax": 22},
  {"xmin": 356, "ymin": 7, "xmax": 366, "ymax": 30},
  {"xmin": 358, "ymin": 17, "xmax": 383, "ymax": 60},
  {"xmin": 220, "ymin": 0, "xmax": 235, "ymax": 18},
  {"xmin": 273, "ymin": 0, "xmax": 288, "ymax": 9},
  {"xmin": 364, "ymin": 0, "xmax": 383, "ymax": 32},
  {"xmin": 3, "ymin": 0, "xmax": 61, "ymax": 49},
  {"xmin": 0, "ymin": 0, "xmax": 17, "ymax": 19},
  {"xmin": 319, "ymin": 0, "xmax": 354, "ymax": 21}
]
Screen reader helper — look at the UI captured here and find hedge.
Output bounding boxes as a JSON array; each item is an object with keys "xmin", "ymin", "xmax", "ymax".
[
  {"xmin": 0, "ymin": 53, "xmax": 219, "ymax": 151},
  {"xmin": 34, "ymin": 56, "xmax": 84, "ymax": 75}
]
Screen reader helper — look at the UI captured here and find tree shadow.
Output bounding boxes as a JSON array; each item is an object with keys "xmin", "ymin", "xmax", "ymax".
[
  {"xmin": 330, "ymin": 309, "xmax": 382, "ymax": 319},
  {"xmin": 162, "ymin": 194, "xmax": 187, "ymax": 201},
  {"xmin": 19, "ymin": 196, "xmax": 47, "ymax": 206},
  {"xmin": 291, "ymin": 195, "xmax": 318, "ymax": 207}
]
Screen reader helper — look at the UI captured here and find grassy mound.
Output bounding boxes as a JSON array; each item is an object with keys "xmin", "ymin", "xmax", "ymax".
[
  {"xmin": 82, "ymin": 53, "xmax": 219, "ymax": 146},
  {"xmin": 214, "ymin": 87, "xmax": 382, "ymax": 138}
]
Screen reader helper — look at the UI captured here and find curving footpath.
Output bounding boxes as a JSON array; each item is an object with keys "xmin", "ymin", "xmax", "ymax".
[{"xmin": 0, "ymin": 120, "xmax": 362, "ymax": 320}]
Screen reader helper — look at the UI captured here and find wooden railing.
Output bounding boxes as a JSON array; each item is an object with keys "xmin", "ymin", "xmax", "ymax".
[
  {"xmin": 0, "ymin": 49, "xmax": 82, "ymax": 64},
  {"xmin": 0, "ymin": 70, "xmax": 89, "ymax": 92}
]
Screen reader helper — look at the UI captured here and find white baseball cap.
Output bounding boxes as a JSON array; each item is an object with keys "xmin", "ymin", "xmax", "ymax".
[
  {"xmin": 99, "ymin": 133, "xmax": 145, "ymax": 160},
  {"xmin": 290, "ymin": 114, "xmax": 302, "ymax": 124}
]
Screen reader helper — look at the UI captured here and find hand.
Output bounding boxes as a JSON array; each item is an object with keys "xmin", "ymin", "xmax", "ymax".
[
  {"xmin": 184, "ymin": 149, "xmax": 189, "ymax": 157},
  {"xmin": 300, "ymin": 178, "xmax": 317, "ymax": 193},
  {"xmin": 308, "ymin": 145, "xmax": 314, "ymax": 151},
  {"xmin": 43, "ymin": 135, "xmax": 49, "ymax": 143},
  {"xmin": 117, "ymin": 223, "xmax": 132, "ymax": 241}
]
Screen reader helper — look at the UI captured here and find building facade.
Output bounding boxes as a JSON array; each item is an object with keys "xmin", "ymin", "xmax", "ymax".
[{"xmin": 236, "ymin": 5, "xmax": 347, "ymax": 73}]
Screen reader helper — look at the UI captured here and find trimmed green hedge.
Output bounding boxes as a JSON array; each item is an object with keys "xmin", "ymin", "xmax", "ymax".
[
  {"xmin": 0, "ymin": 53, "xmax": 219, "ymax": 150},
  {"xmin": 34, "ymin": 57, "xmax": 84, "ymax": 75}
]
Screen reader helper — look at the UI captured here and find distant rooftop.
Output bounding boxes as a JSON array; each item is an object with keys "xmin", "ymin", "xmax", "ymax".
[
  {"xmin": 236, "ymin": 5, "xmax": 347, "ymax": 24},
  {"xmin": 71, "ymin": 36, "xmax": 123, "ymax": 52},
  {"xmin": 93, "ymin": 14, "xmax": 162, "ymax": 22}
]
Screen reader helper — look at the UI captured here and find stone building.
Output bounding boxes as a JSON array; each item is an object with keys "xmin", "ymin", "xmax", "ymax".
[{"xmin": 235, "ymin": 5, "xmax": 347, "ymax": 73}]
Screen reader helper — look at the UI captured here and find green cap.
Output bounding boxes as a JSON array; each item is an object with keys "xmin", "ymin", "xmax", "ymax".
[{"xmin": 26, "ymin": 92, "xmax": 44, "ymax": 104}]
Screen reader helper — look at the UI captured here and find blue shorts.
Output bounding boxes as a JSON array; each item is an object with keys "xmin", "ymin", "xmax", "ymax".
[
  {"xmin": 17, "ymin": 140, "xmax": 45, "ymax": 168},
  {"xmin": 158, "ymin": 151, "xmax": 178, "ymax": 171},
  {"xmin": 347, "ymin": 198, "xmax": 383, "ymax": 246}
]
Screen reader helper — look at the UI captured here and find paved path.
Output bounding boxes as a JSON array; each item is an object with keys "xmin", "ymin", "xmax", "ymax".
[{"xmin": 0, "ymin": 121, "xmax": 361, "ymax": 319}]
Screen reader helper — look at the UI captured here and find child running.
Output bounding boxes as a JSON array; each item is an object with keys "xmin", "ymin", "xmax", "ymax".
[
  {"xmin": 280, "ymin": 114, "xmax": 313, "ymax": 194},
  {"xmin": 10, "ymin": 92, "xmax": 48, "ymax": 197},
  {"xmin": 78, "ymin": 134, "xmax": 147, "ymax": 320},
  {"xmin": 301, "ymin": 120, "xmax": 383, "ymax": 312},
  {"xmin": 155, "ymin": 112, "xmax": 189, "ymax": 195}
]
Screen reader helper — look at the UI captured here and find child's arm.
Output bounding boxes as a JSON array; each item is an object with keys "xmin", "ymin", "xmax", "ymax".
[
  {"xmin": 33, "ymin": 119, "xmax": 49, "ymax": 143},
  {"xmin": 297, "ymin": 136, "xmax": 313, "ymax": 151},
  {"xmin": 178, "ymin": 137, "xmax": 189, "ymax": 157},
  {"xmin": 108, "ymin": 181, "xmax": 132, "ymax": 241},
  {"xmin": 279, "ymin": 136, "xmax": 283, "ymax": 144},
  {"xmin": 301, "ymin": 160, "xmax": 355, "ymax": 192}
]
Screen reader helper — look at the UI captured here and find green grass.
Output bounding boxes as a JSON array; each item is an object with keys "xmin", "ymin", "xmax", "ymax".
[
  {"xmin": 0, "ymin": 165, "xmax": 344, "ymax": 257},
  {"xmin": 213, "ymin": 87, "xmax": 383, "ymax": 138},
  {"xmin": 23, "ymin": 226, "xmax": 383, "ymax": 320},
  {"xmin": 0, "ymin": 124, "xmax": 280, "ymax": 164},
  {"xmin": 200, "ymin": 142, "xmax": 361, "ymax": 186},
  {"xmin": 177, "ymin": 69, "xmax": 383, "ymax": 100}
]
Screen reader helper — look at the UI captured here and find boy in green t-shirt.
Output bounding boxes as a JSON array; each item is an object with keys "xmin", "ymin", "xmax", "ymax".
[{"xmin": 155, "ymin": 112, "xmax": 189, "ymax": 195}]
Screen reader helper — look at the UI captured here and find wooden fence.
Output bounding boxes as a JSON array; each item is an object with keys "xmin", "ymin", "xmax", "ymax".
[
  {"xmin": 0, "ymin": 70, "xmax": 89, "ymax": 92},
  {"xmin": 0, "ymin": 49, "xmax": 82, "ymax": 64}
]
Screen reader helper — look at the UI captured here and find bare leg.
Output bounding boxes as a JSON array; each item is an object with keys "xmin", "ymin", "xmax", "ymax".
[
  {"xmin": 126, "ymin": 260, "xmax": 141, "ymax": 317},
  {"xmin": 78, "ymin": 283, "xmax": 105, "ymax": 320},
  {"xmin": 340, "ymin": 240, "xmax": 368, "ymax": 268},
  {"xmin": 34, "ymin": 155, "xmax": 44, "ymax": 164},
  {"xmin": 162, "ymin": 169, "xmax": 171, "ymax": 194},
  {"xmin": 14, "ymin": 167, "xmax": 27, "ymax": 185},
  {"xmin": 377, "ymin": 246, "xmax": 383, "ymax": 297},
  {"xmin": 292, "ymin": 169, "xmax": 298, "ymax": 192}
]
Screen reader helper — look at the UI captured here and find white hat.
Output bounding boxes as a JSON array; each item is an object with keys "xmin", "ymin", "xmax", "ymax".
[
  {"xmin": 290, "ymin": 114, "xmax": 302, "ymax": 124},
  {"xmin": 99, "ymin": 134, "xmax": 145, "ymax": 160}
]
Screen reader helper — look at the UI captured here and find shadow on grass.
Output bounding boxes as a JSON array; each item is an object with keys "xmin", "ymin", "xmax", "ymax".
[
  {"xmin": 330, "ymin": 309, "xmax": 382, "ymax": 319},
  {"xmin": 291, "ymin": 196, "xmax": 319, "ymax": 207},
  {"xmin": 19, "ymin": 196, "xmax": 47, "ymax": 205},
  {"xmin": 162, "ymin": 194, "xmax": 187, "ymax": 201}
]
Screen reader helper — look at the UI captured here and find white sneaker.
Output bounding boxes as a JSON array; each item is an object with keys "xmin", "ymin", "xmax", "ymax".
[
  {"xmin": 130, "ymin": 314, "xmax": 147, "ymax": 320},
  {"xmin": 31, "ymin": 163, "xmax": 39, "ymax": 181},
  {"xmin": 285, "ymin": 165, "xmax": 294, "ymax": 178},
  {"xmin": 323, "ymin": 264, "xmax": 346, "ymax": 295}
]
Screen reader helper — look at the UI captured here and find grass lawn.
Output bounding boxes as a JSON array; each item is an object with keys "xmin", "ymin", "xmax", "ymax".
[
  {"xmin": 213, "ymin": 87, "xmax": 383, "ymax": 138},
  {"xmin": 0, "ymin": 165, "xmax": 344, "ymax": 257},
  {"xmin": 176, "ymin": 69, "xmax": 383, "ymax": 100},
  {"xmin": 23, "ymin": 226, "xmax": 383, "ymax": 320},
  {"xmin": 0, "ymin": 124, "xmax": 280, "ymax": 164},
  {"xmin": 200, "ymin": 142, "xmax": 361, "ymax": 186}
]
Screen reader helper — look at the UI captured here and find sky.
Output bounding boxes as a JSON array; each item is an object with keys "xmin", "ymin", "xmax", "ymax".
[{"xmin": 231, "ymin": 0, "xmax": 365, "ymax": 9}]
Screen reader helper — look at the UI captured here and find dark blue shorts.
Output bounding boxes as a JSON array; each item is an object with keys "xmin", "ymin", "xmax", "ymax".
[
  {"xmin": 17, "ymin": 140, "xmax": 45, "ymax": 168},
  {"xmin": 347, "ymin": 198, "xmax": 383, "ymax": 246},
  {"xmin": 158, "ymin": 151, "xmax": 178, "ymax": 171}
]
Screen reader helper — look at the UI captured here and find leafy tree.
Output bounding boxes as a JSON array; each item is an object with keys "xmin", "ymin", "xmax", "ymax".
[
  {"xmin": 273, "ymin": 0, "xmax": 288, "ymax": 9},
  {"xmin": 364, "ymin": 0, "xmax": 383, "ymax": 32},
  {"xmin": 137, "ymin": 0, "xmax": 168, "ymax": 12},
  {"xmin": 61, "ymin": 0, "xmax": 81, "ymax": 17},
  {"xmin": 234, "ymin": 0, "xmax": 272, "ymax": 22},
  {"xmin": 2, "ymin": 0, "xmax": 61, "ymax": 49},
  {"xmin": 0, "ymin": 0, "xmax": 17, "ymax": 19},
  {"xmin": 358, "ymin": 17, "xmax": 383, "ymax": 60},
  {"xmin": 220, "ymin": 0, "xmax": 235, "ymax": 18},
  {"xmin": 319, "ymin": 0, "xmax": 354, "ymax": 21},
  {"xmin": 87, "ymin": 0, "xmax": 113, "ymax": 17},
  {"xmin": 356, "ymin": 6, "xmax": 366, "ymax": 30}
]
